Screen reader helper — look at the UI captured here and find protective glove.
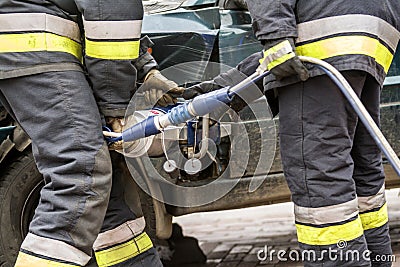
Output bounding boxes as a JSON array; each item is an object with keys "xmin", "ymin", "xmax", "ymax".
[
  {"xmin": 261, "ymin": 38, "xmax": 309, "ymax": 81},
  {"xmin": 105, "ymin": 117, "xmax": 125, "ymax": 150},
  {"xmin": 142, "ymin": 69, "xmax": 185, "ymax": 107}
]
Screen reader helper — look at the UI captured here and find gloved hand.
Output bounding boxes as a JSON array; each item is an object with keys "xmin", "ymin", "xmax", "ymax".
[
  {"xmin": 105, "ymin": 117, "xmax": 125, "ymax": 150},
  {"xmin": 261, "ymin": 38, "xmax": 309, "ymax": 81},
  {"xmin": 142, "ymin": 69, "xmax": 185, "ymax": 107},
  {"xmin": 182, "ymin": 68, "xmax": 259, "ymax": 113}
]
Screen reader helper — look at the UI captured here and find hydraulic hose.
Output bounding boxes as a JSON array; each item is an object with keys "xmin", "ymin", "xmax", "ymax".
[{"xmin": 109, "ymin": 57, "xmax": 400, "ymax": 177}]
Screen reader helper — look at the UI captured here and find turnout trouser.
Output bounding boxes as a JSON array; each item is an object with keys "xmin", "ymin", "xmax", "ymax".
[
  {"xmin": 0, "ymin": 71, "xmax": 162, "ymax": 267},
  {"xmin": 278, "ymin": 71, "xmax": 391, "ymax": 267}
]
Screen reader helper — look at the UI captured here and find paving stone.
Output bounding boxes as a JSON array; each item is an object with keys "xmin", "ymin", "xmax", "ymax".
[
  {"xmin": 208, "ymin": 251, "xmax": 230, "ymax": 260},
  {"xmin": 230, "ymin": 245, "xmax": 253, "ymax": 254},
  {"xmin": 224, "ymin": 253, "xmax": 246, "ymax": 262},
  {"xmin": 213, "ymin": 244, "xmax": 234, "ymax": 252},
  {"xmin": 216, "ymin": 262, "xmax": 238, "ymax": 267},
  {"xmin": 200, "ymin": 242, "xmax": 220, "ymax": 255},
  {"xmin": 243, "ymin": 253, "xmax": 261, "ymax": 262}
]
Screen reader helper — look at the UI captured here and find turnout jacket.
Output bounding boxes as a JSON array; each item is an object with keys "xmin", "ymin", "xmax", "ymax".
[
  {"xmin": 0, "ymin": 0, "xmax": 156, "ymax": 116},
  {"xmin": 246, "ymin": 0, "xmax": 400, "ymax": 88}
]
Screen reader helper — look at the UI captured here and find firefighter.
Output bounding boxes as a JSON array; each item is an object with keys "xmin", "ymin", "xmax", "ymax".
[
  {"xmin": 184, "ymin": 0, "xmax": 400, "ymax": 265},
  {"xmin": 244, "ymin": 0, "xmax": 400, "ymax": 266},
  {"xmin": 0, "ymin": 0, "xmax": 181, "ymax": 266}
]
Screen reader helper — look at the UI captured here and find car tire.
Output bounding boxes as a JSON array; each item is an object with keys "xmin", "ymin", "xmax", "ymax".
[{"xmin": 0, "ymin": 150, "xmax": 42, "ymax": 267}]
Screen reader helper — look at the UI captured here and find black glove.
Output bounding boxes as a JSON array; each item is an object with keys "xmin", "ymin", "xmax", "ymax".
[
  {"xmin": 182, "ymin": 68, "xmax": 258, "ymax": 113},
  {"xmin": 262, "ymin": 38, "xmax": 309, "ymax": 81}
]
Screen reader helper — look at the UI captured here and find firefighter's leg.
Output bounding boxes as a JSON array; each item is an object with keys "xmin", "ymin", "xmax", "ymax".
[
  {"xmin": 278, "ymin": 71, "xmax": 370, "ymax": 266},
  {"xmin": 351, "ymin": 74, "xmax": 392, "ymax": 267},
  {"xmin": 92, "ymin": 152, "xmax": 163, "ymax": 267},
  {"xmin": 0, "ymin": 71, "xmax": 112, "ymax": 266}
]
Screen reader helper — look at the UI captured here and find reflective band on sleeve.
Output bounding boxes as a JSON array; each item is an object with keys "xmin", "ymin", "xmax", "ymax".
[
  {"xmin": 95, "ymin": 232, "xmax": 153, "ymax": 267},
  {"xmin": 296, "ymin": 35, "xmax": 394, "ymax": 73},
  {"xmin": 15, "ymin": 251, "xmax": 79, "ymax": 267},
  {"xmin": 260, "ymin": 40, "xmax": 295, "ymax": 70},
  {"xmin": 85, "ymin": 38, "xmax": 140, "ymax": 60},
  {"xmin": 21, "ymin": 233, "xmax": 90, "ymax": 266},
  {"xmin": 360, "ymin": 203, "xmax": 389, "ymax": 231},
  {"xmin": 0, "ymin": 33, "xmax": 82, "ymax": 60},
  {"xmin": 296, "ymin": 217, "xmax": 364, "ymax": 246},
  {"xmin": 358, "ymin": 185, "xmax": 386, "ymax": 213},
  {"xmin": 93, "ymin": 217, "xmax": 146, "ymax": 251},
  {"xmin": 0, "ymin": 13, "xmax": 81, "ymax": 42},
  {"xmin": 267, "ymin": 52, "xmax": 295, "ymax": 70},
  {"xmin": 295, "ymin": 198, "xmax": 359, "ymax": 225},
  {"xmin": 297, "ymin": 14, "xmax": 400, "ymax": 52},
  {"xmin": 83, "ymin": 19, "xmax": 142, "ymax": 40}
]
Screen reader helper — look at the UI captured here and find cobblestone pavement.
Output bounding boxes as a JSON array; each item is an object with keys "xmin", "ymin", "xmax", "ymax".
[{"xmin": 174, "ymin": 189, "xmax": 400, "ymax": 267}]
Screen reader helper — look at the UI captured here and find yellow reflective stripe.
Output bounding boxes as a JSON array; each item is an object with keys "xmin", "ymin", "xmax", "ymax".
[
  {"xmin": 360, "ymin": 203, "xmax": 388, "ymax": 231},
  {"xmin": 85, "ymin": 38, "xmax": 140, "ymax": 60},
  {"xmin": 15, "ymin": 251, "xmax": 79, "ymax": 267},
  {"xmin": 296, "ymin": 216, "xmax": 364, "ymax": 246},
  {"xmin": 95, "ymin": 232, "xmax": 153, "ymax": 267},
  {"xmin": 0, "ymin": 33, "xmax": 82, "ymax": 60},
  {"xmin": 296, "ymin": 35, "xmax": 394, "ymax": 73},
  {"xmin": 268, "ymin": 52, "xmax": 295, "ymax": 69},
  {"xmin": 259, "ymin": 40, "xmax": 295, "ymax": 70}
]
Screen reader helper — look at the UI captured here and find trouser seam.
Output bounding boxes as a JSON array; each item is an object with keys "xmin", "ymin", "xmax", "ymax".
[{"xmin": 300, "ymin": 81, "xmax": 312, "ymax": 208}]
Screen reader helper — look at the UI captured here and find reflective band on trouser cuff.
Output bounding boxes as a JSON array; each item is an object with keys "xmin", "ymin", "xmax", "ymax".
[
  {"xmin": 360, "ymin": 203, "xmax": 389, "ymax": 231},
  {"xmin": 95, "ymin": 232, "xmax": 153, "ymax": 267},
  {"xmin": 296, "ymin": 216, "xmax": 364, "ymax": 246},
  {"xmin": 295, "ymin": 198, "xmax": 359, "ymax": 225},
  {"xmin": 85, "ymin": 39, "xmax": 140, "ymax": 60},
  {"xmin": 296, "ymin": 35, "xmax": 394, "ymax": 73},
  {"xmin": 358, "ymin": 185, "xmax": 386, "ymax": 213},
  {"xmin": 20, "ymin": 233, "xmax": 90, "ymax": 266},
  {"xmin": 0, "ymin": 33, "xmax": 82, "ymax": 60},
  {"xmin": 83, "ymin": 19, "xmax": 142, "ymax": 40},
  {"xmin": 93, "ymin": 217, "xmax": 146, "ymax": 251},
  {"xmin": 15, "ymin": 251, "xmax": 79, "ymax": 267}
]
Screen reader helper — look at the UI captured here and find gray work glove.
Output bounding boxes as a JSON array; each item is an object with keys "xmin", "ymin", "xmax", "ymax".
[
  {"xmin": 261, "ymin": 38, "xmax": 309, "ymax": 81},
  {"xmin": 142, "ymin": 69, "xmax": 185, "ymax": 107}
]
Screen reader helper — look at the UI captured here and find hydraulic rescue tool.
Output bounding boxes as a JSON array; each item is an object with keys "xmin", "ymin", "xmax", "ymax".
[{"xmin": 104, "ymin": 57, "xmax": 400, "ymax": 177}]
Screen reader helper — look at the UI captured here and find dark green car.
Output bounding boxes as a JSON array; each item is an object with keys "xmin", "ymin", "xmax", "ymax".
[{"xmin": 0, "ymin": 0, "xmax": 399, "ymax": 265}]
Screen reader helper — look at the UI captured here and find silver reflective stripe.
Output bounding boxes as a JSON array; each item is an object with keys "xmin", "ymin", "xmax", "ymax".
[
  {"xmin": 0, "ymin": 13, "xmax": 80, "ymax": 43},
  {"xmin": 83, "ymin": 18, "xmax": 142, "ymax": 40},
  {"xmin": 93, "ymin": 217, "xmax": 146, "ymax": 251},
  {"xmin": 21, "ymin": 233, "xmax": 91, "ymax": 266},
  {"xmin": 297, "ymin": 14, "xmax": 400, "ymax": 51},
  {"xmin": 358, "ymin": 185, "xmax": 386, "ymax": 213},
  {"xmin": 294, "ymin": 198, "xmax": 359, "ymax": 225}
]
